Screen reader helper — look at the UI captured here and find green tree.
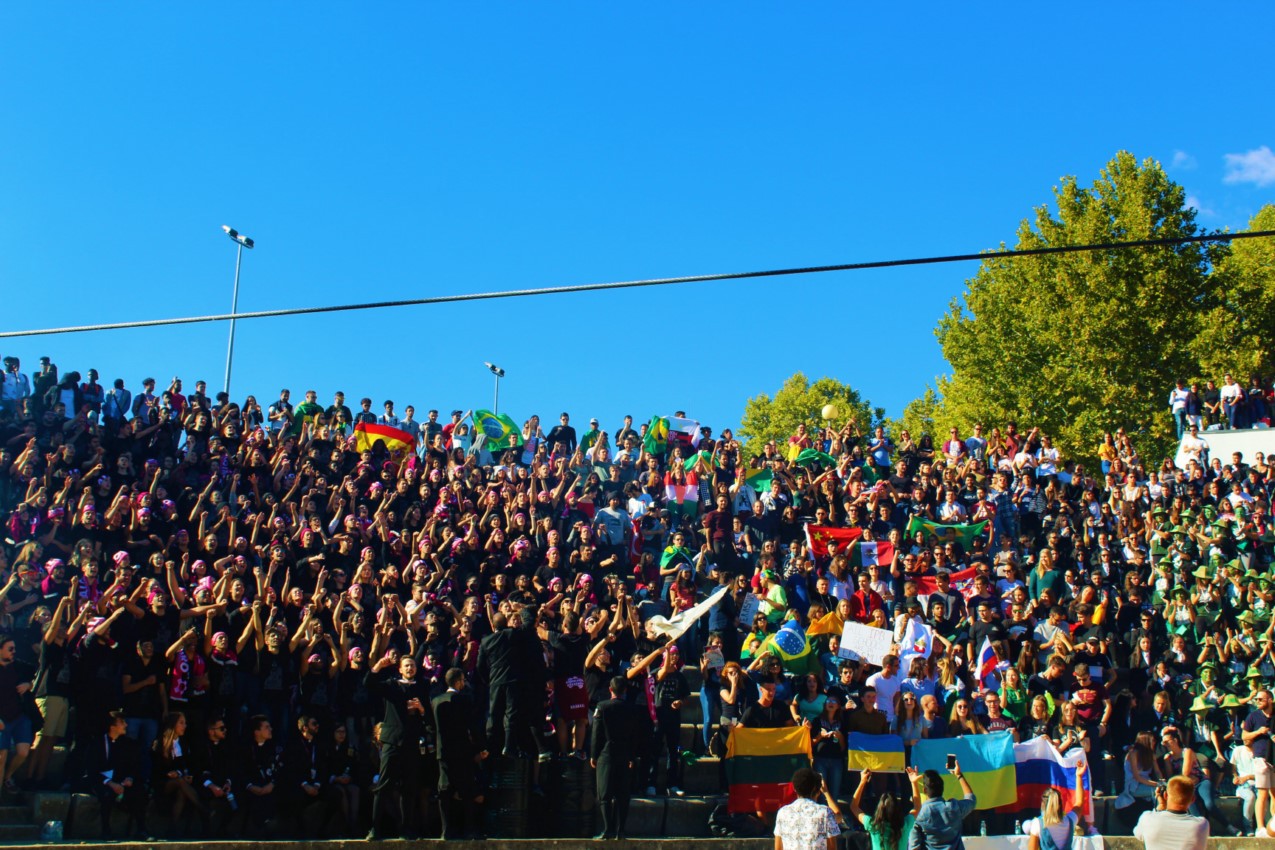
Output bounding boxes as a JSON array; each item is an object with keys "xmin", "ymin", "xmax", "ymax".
[
  {"xmin": 886, "ymin": 385, "xmax": 949, "ymax": 446},
  {"xmin": 1191, "ymin": 205, "xmax": 1275, "ymax": 381},
  {"xmin": 933, "ymin": 151, "xmax": 1223, "ymax": 463},
  {"xmin": 738, "ymin": 373, "xmax": 884, "ymax": 459}
]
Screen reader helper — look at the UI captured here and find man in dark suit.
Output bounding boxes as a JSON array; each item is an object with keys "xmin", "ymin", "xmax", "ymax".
[
  {"xmin": 591, "ymin": 676, "xmax": 643, "ymax": 840},
  {"xmin": 433, "ymin": 668, "xmax": 487, "ymax": 839},
  {"xmin": 365, "ymin": 653, "xmax": 431, "ymax": 839},
  {"xmin": 191, "ymin": 714, "xmax": 239, "ymax": 836},
  {"xmin": 78, "ymin": 710, "xmax": 149, "ymax": 840}
]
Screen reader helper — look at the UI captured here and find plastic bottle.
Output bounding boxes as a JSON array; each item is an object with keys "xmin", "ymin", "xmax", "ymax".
[
  {"xmin": 979, "ymin": 820, "xmax": 987, "ymax": 836},
  {"xmin": 1014, "ymin": 819, "xmax": 1022, "ymax": 834}
]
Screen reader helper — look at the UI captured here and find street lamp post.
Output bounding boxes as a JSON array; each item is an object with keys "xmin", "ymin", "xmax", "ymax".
[
  {"xmin": 221, "ymin": 225, "xmax": 255, "ymax": 397},
  {"xmin": 484, "ymin": 362, "xmax": 505, "ymax": 413}
]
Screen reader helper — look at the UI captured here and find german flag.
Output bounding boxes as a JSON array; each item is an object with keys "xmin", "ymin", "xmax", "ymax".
[
  {"xmin": 724, "ymin": 726, "xmax": 811, "ymax": 813},
  {"xmin": 354, "ymin": 422, "xmax": 417, "ymax": 458}
]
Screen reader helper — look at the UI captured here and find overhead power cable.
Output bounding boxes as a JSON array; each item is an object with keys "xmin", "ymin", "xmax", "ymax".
[{"xmin": 2, "ymin": 229, "xmax": 1272, "ymax": 339}]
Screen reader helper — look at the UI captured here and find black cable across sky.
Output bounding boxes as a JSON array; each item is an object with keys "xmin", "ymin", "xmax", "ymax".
[{"xmin": 2, "ymin": 229, "xmax": 1272, "ymax": 339}]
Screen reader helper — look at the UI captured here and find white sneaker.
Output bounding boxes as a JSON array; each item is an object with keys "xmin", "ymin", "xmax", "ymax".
[
  {"xmin": 670, "ymin": 786, "xmax": 685, "ymax": 797},
  {"xmin": 645, "ymin": 786, "xmax": 657, "ymax": 796}
]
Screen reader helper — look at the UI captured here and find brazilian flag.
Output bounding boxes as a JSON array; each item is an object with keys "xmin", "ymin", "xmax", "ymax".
[
  {"xmin": 644, "ymin": 416, "xmax": 669, "ymax": 455},
  {"xmin": 474, "ymin": 409, "xmax": 523, "ymax": 450},
  {"xmin": 763, "ymin": 620, "xmax": 817, "ymax": 675}
]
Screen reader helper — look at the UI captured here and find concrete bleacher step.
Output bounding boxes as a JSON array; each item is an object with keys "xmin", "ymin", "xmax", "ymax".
[
  {"xmin": 0, "ymin": 808, "xmax": 28, "ymax": 826},
  {"xmin": 0, "ymin": 823, "xmax": 40, "ymax": 843}
]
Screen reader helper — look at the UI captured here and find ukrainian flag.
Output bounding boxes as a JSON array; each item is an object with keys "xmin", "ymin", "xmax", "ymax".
[
  {"xmin": 911, "ymin": 730, "xmax": 1016, "ymax": 810},
  {"xmin": 725, "ymin": 726, "xmax": 812, "ymax": 813},
  {"xmin": 474, "ymin": 410, "xmax": 522, "ymax": 449},
  {"xmin": 847, "ymin": 733, "xmax": 906, "ymax": 773}
]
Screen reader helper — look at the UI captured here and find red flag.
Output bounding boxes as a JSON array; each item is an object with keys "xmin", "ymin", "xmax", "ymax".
[{"xmin": 804, "ymin": 524, "xmax": 865, "ymax": 562}]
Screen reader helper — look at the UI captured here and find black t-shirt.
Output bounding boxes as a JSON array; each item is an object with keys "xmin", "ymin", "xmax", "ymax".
[
  {"xmin": 121, "ymin": 653, "xmax": 166, "ymax": 720},
  {"xmin": 0, "ymin": 660, "xmax": 31, "ymax": 723},
  {"xmin": 1245, "ymin": 709, "xmax": 1275, "ymax": 761},
  {"xmin": 970, "ymin": 619, "xmax": 1007, "ymax": 649},
  {"xmin": 35, "ymin": 640, "xmax": 73, "ymax": 699},
  {"xmin": 547, "ymin": 631, "xmax": 587, "ymax": 678},
  {"xmin": 584, "ymin": 664, "xmax": 616, "ymax": 709},
  {"xmin": 741, "ymin": 699, "xmax": 792, "ymax": 729}
]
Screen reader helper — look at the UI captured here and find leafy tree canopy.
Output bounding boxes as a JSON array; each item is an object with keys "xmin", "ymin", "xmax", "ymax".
[
  {"xmin": 738, "ymin": 373, "xmax": 884, "ymax": 459},
  {"xmin": 932, "ymin": 151, "xmax": 1229, "ymax": 463}
]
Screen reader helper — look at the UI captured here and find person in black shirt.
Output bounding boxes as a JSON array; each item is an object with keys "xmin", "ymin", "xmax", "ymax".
[
  {"xmin": 741, "ymin": 677, "xmax": 794, "ymax": 729},
  {"xmin": 240, "ymin": 715, "xmax": 281, "ymax": 836},
  {"xmin": 547, "ymin": 611, "xmax": 589, "ymax": 758},
  {"xmin": 78, "ymin": 710, "xmax": 150, "ymax": 839},
  {"xmin": 433, "ymin": 668, "xmax": 486, "ymax": 840},
  {"xmin": 591, "ymin": 676, "xmax": 644, "ymax": 840},
  {"xmin": 545, "ymin": 413, "xmax": 578, "ymax": 456},
  {"xmin": 365, "ymin": 648, "xmax": 430, "ymax": 839},
  {"xmin": 192, "ymin": 715, "xmax": 239, "ymax": 837},
  {"xmin": 281, "ymin": 714, "xmax": 340, "ymax": 837}
]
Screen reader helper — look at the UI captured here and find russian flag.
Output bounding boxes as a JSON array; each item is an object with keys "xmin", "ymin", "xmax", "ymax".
[
  {"xmin": 998, "ymin": 736, "xmax": 1091, "ymax": 818},
  {"xmin": 977, "ymin": 636, "xmax": 1001, "ymax": 690}
]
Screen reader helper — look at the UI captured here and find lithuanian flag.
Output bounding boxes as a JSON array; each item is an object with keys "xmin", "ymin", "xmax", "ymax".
[
  {"xmin": 354, "ymin": 422, "xmax": 417, "ymax": 457},
  {"xmin": 725, "ymin": 726, "xmax": 811, "ymax": 813},
  {"xmin": 474, "ymin": 410, "xmax": 523, "ymax": 449},
  {"xmin": 846, "ymin": 732, "xmax": 905, "ymax": 773},
  {"xmin": 911, "ymin": 730, "xmax": 1016, "ymax": 810}
]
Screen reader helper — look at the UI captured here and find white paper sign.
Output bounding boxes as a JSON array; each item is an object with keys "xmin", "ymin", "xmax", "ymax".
[
  {"xmin": 836, "ymin": 621, "xmax": 896, "ymax": 667},
  {"xmin": 737, "ymin": 593, "xmax": 761, "ymax": 626}
]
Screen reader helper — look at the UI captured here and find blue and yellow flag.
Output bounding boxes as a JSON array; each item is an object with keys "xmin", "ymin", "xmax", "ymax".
[
  {"xmin": 847, "ymin": 733, "xmax": 905, "ymax": 773},
  {"xmin": 474, "ymin": 409, "xmax": 523, "ymax": 450},
  {"xmin": 911, "ymin": 730, "xmax": 1016, "ymax": 810}
]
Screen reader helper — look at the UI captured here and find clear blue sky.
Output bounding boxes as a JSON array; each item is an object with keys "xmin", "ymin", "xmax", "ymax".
[{"xmin": 2, "ymin": 5, "xmax": 1272, "ymax": 436}]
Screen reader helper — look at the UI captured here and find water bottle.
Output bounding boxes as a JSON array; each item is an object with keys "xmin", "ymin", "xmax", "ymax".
[
  {"xmin": 1014, "ymin": 819, "xmax": 1022, "ymax": 835},
  {"xmin": 41, "ymin": 821, "xmax": 63, "ymax": 843},
  {"xmin": 227, "ymin": 791, "xmax": 238, "ymax": 812},
  {"xmin": 979, "ymin": 820, "xmax": 987, "ymax": 836}
]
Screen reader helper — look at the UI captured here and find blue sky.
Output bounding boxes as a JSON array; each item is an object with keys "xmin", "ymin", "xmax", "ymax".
[{"xmin": 2, "ymin": 5, "xmax": 1272, "ymax": 437}]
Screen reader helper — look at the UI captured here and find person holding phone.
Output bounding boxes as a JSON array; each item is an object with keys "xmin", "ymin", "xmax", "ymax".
[{"xmin": 908, "ymin": 758, "xmax": 975, "ymax": 850}]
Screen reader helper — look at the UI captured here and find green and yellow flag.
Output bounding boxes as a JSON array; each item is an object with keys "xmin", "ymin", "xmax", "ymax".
[
  {"xmin": 644, "ymin": 416, "xmax": 670, "ymax": 455},
  {"xmin": 474, "ymin": 410, "xmax": 523, "ymax": 449}
]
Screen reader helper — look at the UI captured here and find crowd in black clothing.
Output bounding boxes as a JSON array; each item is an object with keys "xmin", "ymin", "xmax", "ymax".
[{"xmin": 0, "ymin": 354, "xmax": 1273, "ymax": 839}]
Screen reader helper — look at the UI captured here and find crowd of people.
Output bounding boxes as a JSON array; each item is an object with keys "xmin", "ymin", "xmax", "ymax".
[{"xmin": 0, "ymin": 353, "xmax": 1271, "ymax": 843}]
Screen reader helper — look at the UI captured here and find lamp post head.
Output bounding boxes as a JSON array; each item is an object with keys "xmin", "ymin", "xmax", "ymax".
[
  {"xmin": 221, "ymin": 225, "xmax": 254, "ymax": 249},
  {"xmin": 484, "ymin": 362, "xmax": 505, "ymax": 378}
]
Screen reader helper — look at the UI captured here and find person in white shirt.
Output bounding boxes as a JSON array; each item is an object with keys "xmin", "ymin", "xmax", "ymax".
[
  {"xmin": 1169, "ymin": 379, "xmax": 1191, "ymax": 438},
  {"xmin": 1232, "ymin": 743, "xmax": 1258, "ymax": 835},
  {"xmin": 1134, "ymin": 776, "xmax": 1209, "ymax": 850},
  {"xmin": 774, "ymin": 767, "xmax": 842, "ymax": 850},
  {"xmin": 1180, "ymin": 425, "xmax": 1209, "ymax": 466},
  {"xmin": 865, "ymin": 655, "xmax": 902, "ymax": 724},
  {"xmin": 1221, "ymin": 374, "xmax": 1245, "ymax": 429}
]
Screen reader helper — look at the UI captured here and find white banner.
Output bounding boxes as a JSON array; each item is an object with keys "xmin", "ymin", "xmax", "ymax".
[
  {"xmin": 737, "ymin": 593, "xmax": 761, "ymax": 627},
  {"xmin": 646, "ymin": 585, "xmax": 729, "ymax": 641},
  {"xmin": 836, "ymin": 621, "xmax": 896, "ymax": 667},
  {"xmin": 966, "ymin": 836, "xmax": 1103, "ymax": 850}
]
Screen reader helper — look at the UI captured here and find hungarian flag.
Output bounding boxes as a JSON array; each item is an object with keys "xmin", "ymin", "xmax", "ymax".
[
  {"xmin": 354, "ymin": 422, "xmax": 416, "ymax": 458},
  {"xmin": 725, "ymin": 726, "xmax": 812, "ymax": 813},
  {"xmin": 474, "ymin": 409, "xmax": 523, "ymax": 449},
  {"xmin": 664, "ymin": 471, "xmax": 699, "ymax": 517}
]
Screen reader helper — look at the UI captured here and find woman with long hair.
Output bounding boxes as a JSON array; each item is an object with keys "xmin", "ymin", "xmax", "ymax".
[
  {"xmin": 849, "ymin": 766, "xmax": 922, "ymax": 850},
  {"xmin": 1024, "ymin": 760, "xmax": 1087, "ymax": 850},
  {"xmin": 896, "ymin": 691, "xmax": 923, "ymax": 762},
  {"xmin": 999, "ymin": 666, "xmax": 1029, "ymax": 723},
  {"xmin": 946, "ymin": 698, "xmax": 987, "ymax": 736},
  {"xmin": 811, "ymin": 697, "xmax": 846, "ymax": 803},
  {"xmin": 1114, "ymin": 731, "xmax": 1163, "ymax": 828},
  {"xmin": 151, "ymin": 712, "xmax": 205, "ymax": 836}
]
